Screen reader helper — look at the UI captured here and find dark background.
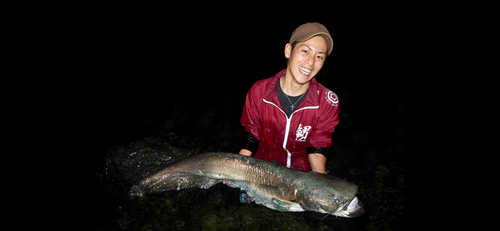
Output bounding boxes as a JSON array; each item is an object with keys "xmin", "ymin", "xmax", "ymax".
[
  {"xmin": 92, "ymin": 10, "xmax": 403, "ymax": 147},
  {"xmin": 93, "ymin": 5, "xmax": 403, "ymax": 230}
]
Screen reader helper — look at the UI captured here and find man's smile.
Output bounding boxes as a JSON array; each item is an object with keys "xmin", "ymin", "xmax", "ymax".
[{"xmin": 299, "ymin": 66, "xmax": 312, "ymax": 76}]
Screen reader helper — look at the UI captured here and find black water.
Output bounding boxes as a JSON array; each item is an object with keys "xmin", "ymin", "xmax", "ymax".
[{"xmin": 93, "ymin": 11, "xmax": 403, "ymax": 231}]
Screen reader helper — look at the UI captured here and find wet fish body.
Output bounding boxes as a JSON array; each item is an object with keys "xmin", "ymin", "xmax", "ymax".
[{"xmin": 135, "ymin": 152, "xmax": 364, "ymax": 217}]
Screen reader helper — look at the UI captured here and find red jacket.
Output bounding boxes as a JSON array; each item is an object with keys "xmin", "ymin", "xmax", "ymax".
[{"xmin": 241, "ymin": 69, "xmax": 340, "ymax": 172}]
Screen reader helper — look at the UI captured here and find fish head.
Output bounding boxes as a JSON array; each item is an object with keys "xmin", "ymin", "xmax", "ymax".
[{"xmin": 295, "ymin": 174, "xmax": 365, "ymax": 218}]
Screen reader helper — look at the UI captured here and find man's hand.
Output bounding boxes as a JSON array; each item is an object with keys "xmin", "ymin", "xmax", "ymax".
[{"xmin": 238, "ymin": 149, "xmax": 253, "ymax": 156}]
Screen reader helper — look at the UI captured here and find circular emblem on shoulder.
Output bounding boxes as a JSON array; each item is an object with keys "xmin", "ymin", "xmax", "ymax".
[{"xmin": 326, "ymin": 91, "xmax": 339, "ymax": 106}]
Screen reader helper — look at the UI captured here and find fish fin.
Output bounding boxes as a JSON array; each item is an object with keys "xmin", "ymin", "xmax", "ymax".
[
  {"xmin": 272, "ymin": 198, "xmax": 305, "ymax": 212},
  {"xmin": 224, "ymin": 180, "xmax": 246, "ymax": 189},
  {"xmin": 307, "ymin": 171, "xmax": 343, "ymax": 181}
]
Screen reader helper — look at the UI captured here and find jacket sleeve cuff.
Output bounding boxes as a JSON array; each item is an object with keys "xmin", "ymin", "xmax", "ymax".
[
  {"xmin": 242, "ymin": 132, "xmax": 259, "ymax": 154},
  {"xmin": 306, "ymin": 147, "xmax": 328, "ymax": 156}
]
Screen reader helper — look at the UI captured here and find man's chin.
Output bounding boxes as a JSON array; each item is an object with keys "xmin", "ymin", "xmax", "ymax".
[{"xmin": 293, "ymin": 74, "xmax": 314, "ymax": 85}]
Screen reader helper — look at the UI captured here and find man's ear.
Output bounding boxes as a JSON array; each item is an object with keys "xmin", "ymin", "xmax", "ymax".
[{"xmin": 284, "ymin": 43, "xmax": 292, "ymax": 59}]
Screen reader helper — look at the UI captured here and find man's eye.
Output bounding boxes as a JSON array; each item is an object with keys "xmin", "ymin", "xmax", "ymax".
[
  {"xmin": 302, "ymin": 50, "xmax": 309, "ymax": 54},
  {"xmin": 317, "ymin": 56, "xmax": 324, "ymax": 60}
]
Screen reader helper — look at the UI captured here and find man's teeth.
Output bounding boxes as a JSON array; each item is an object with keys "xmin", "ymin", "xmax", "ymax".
[{"xmin": 299, "ymin": 67, "xmax": 312, "ymax": 75}]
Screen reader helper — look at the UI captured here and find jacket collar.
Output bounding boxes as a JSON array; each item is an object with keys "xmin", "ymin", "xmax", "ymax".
[{"xmin": 263, "ymin": 69, "xmax": 320, "ymax": 109}]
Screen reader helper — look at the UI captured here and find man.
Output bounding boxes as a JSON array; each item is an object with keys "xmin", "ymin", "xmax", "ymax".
[{"xmin": 239, "ymin": 22, "xmax": 339, "ymax": 174}]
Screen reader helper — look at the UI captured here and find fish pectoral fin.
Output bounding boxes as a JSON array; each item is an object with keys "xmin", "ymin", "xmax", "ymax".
[{"xmin": 272, "ymin": 198, "xmax": 305, "ymax": 212}]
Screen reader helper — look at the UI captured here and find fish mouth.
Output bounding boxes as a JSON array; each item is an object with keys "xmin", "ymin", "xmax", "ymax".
[{"xmin": 334, "ymin": 197, "xmax": 365, "ymax": 218}]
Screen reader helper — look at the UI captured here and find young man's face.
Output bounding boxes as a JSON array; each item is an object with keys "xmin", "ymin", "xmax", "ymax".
[{"xmin": 285, "ymin": 36, "xmax": 328, "ymax": 85}]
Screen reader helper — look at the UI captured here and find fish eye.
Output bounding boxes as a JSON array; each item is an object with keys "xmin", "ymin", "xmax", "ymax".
[{"xmin": 334, "ymin": 199, "xmax": 341, "ymax": 204}]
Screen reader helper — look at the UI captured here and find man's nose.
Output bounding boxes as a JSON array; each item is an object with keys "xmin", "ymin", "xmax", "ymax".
[{"xmin": 306, "ymin": 53, "xmax": 315, "ymax": 66}]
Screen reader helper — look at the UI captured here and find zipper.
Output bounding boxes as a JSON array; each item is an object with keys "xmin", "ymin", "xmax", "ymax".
[{"xmin": 263, "ymin": 99, "xmax": 319, "ymax": 168}]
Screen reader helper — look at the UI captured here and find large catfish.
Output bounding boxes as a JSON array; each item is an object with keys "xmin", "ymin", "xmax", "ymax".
[{"xmin": 132, "ymin": 152, "xmax": 364, "ymax": 218}]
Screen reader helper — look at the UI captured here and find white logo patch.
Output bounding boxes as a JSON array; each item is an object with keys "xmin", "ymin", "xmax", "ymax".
[
  {"xmin": 296, "ymin": 124, "xmax": 312, "ymax": 142},
  {"xmin": 326, "ymin": 91, "xmax": 339, "ymax": 106}
]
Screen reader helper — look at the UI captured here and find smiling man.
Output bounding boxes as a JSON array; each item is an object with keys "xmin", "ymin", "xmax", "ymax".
[{"xmin": 239, "ymin": 22, "xmax": 339, "ymax": 174}]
